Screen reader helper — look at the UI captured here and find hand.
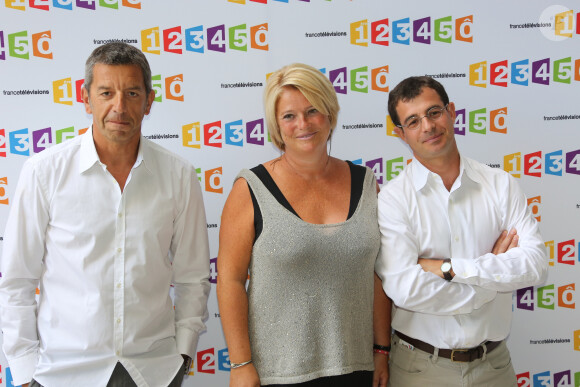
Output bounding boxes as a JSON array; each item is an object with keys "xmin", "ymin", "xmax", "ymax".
[
  {"xmin": 182, "ymin": 354, "xmax": 192, "ymax": 376},
  {"xmin": 492, "ymin": 229, "xmax": 518, "ymax": 255},
  {"xmin": 373, "ymin": 352, "xmax": 389, "ymax": 387},
  {"xmin": 417, "ymin": 258, "xmax": 445, "ymax": 276},
  {"xmin": 230, "ymin": 363, "xmax": 260, "ymax": 387}
]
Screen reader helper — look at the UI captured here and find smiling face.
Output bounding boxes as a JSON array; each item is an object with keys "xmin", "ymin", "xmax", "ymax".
[
  {"xmin": 276, "ymin": 86, "xmax": 331, "ymax": 156},
  {"xmin": 83, "ymin": 63, "xmax": 154, "ymax": 149},
  {"xmin": 395, "ymin": 86, "xmax": 458, "ymax": 166}
]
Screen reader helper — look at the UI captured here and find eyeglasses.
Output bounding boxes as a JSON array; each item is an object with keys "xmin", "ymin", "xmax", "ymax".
[{"xmin": 397, "ymin": 104, "xmax": 449, "ymax": 130}]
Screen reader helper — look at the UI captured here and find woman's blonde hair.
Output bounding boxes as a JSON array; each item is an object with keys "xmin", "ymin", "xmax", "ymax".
[{"xmin": 264, "ymin": 63, "xmax": 339, "ymax": 151}]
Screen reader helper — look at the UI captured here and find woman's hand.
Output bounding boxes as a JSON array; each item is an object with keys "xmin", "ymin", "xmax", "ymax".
[
  {"xmin": 373, "ymin": 352, "xmax": 389, "ymax": 387},
  {"xmin": 230, "ymin": 363, "xmax": 261, "ymax": 387}
]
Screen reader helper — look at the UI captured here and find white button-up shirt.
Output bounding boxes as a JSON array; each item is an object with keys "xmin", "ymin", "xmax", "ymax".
[
  {"xmin": 0, "ymin": 127, "xmax": 210, "ymax": 386},
  {"xmin": 376, "ymin": 155, "xmax": 547, "ymax": 349}
]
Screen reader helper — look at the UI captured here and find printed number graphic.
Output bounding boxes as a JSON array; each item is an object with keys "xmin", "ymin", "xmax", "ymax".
[
  {"xmin": 350, "ymin": 20, "xmax": 368, "ymax": 47},
  {"xmin": 32, "ymin": 31, "xmax": 52, "ymax": 59},
  {"xmin": 163, "ymin": 26, "xmax": 183, "ymax": 54},
  {"xmin": 186, "ymin": 26, "xmax": 205, "ymax": 53},
  {"xmin": 392, "ymin": 18, "xmax": 411, "ymax": 45},
  {"xmin": 197, "ymin": 348, "xmax": 215, "ymax": 374},
  {"xmin": 53, "ymin": 78, "xmax": 74, "ymax": 106},
  {"xmin": 434, "ymin": 16, "xmax": 452, "ymax": 43},
  {"xmin": 205, "ymin": 167, "xmax": 223, "ymax": 194},
  {"xmin": 225, "ymin": 120, "xmax": 244, "ymax": 146},
  {"xmin": 0, "ymin": 128, "xmax": 7, "ymax": 157},
  {"xmin": 0, "ymin": 176, "xmax": 8, "ymax": 205},
  {"xmin": 209, "ymin": 257, "xmax": 218, "ymax": 284},
  {"xmin": 503, "ymin": 152, "xmax": 520, "ymax": 178},
  {"xmin": 141, "ymin": 27, "xmax": 161, "ymax": 54},
  {"xmin": 9, "ymin": 128, "xmax": 30, "ymax": 156},
  {"xmin": 413, "ymin": 17, "xmax": 431, "ymax": 44},
  {"xmin": 524, "ymin": 151, "xmax": 542, "ymax": 177},
  {"xmin": 516, "ymin": 371, "xmax": 530, "ymax": 387},
  {"xmin": 165, "ymin": 75, "xmax": 184, "ymax": 101},
  {"xmin": 455, "ymin": 15, "xmax": 473, "ymax": 42},
  {"xmin": 204, "ymin": 121, "xmax": 223, "ymax": 148},
  {"xmin": 516, "ymin": 287, "xmax": 534, "ymax": 311},
  {"xmin": 366, "ymin": 158, "xmax": 383, "ymax": 185},
  {"xmin": 386, "ymin": 157, "xmax": 404, "ymax": 181},
  {"xmin": 56, "ymin": 127, "xmax": 75, "ymax": 144},
  {"xmin": 246, "ymin": 119, "xmax": 265, "ymax": 146},
  {"xmin": 208, "ymin": 25, "xmax": 226, "ymax": 53},
  {"xmin": 229, "ymin": 24, "xmax": 248, "ymax": 51},
  {"xmin": 545, "ymin": 150, "xmax": 563, "ymax": 176},
  {"xmin": 371, "ymin": 18, "xmax": 389, "ymax": 46},
  {"xmin": 183, "ymin": 123, "xmax": 201, "ymax": 149},
  {"xmin": 329, "ymin": 67, "xmax": 348, "ymax": 94},
  {"xmin": 454, "ymin": 109, "xmax": 466, "ymax": 135},
  {"xmin": 32, "ymin": 127, "xmax": 52, "ymax": 154}
]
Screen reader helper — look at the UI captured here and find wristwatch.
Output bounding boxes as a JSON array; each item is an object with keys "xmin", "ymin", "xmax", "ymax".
[{"xmin": 441, "ymin": 259, "xmax": 453, "ymax": 281}]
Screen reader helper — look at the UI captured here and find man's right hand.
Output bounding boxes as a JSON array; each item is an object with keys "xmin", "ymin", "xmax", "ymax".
[{"xmin": 492, "ymin": 229, "xmax": 518, "ymax": 255}]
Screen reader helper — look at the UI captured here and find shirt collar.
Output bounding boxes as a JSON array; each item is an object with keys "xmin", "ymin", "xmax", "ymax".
[
  {"xmin": 79, "ymin": 126, "xmax": 100, "ymax": 173},
  {"xmin": 411, "ymin": 153, "xmax": 481, "ymax": 192},
  {"xmin": 78, "ymin": 125, "xmax": 150, "ymax": 175}
]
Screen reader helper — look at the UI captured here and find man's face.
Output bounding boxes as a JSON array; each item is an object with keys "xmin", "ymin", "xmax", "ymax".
[
  {"xmin": 83, "ymin": 63, "xmax": 154, "ymax": 147},
  {"xmin": 394, "ymin": 87, "xmax": 458, "ymax": 165}
]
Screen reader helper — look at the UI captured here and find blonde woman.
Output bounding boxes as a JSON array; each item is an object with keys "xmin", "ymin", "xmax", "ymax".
[{"xmin": 217, "ymin": 63, "xmax": 391, "ymax": 387}]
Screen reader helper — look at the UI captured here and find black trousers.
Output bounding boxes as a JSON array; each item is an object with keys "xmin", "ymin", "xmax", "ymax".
[{"xmin": 268, "ymin": 370, "xmax": 374, "ymax": 387}]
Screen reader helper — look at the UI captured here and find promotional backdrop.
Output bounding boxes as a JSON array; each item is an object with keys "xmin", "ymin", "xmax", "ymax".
[{"xmin": 1, "ymin": 1, "xmax": 579, "ymax": 386}]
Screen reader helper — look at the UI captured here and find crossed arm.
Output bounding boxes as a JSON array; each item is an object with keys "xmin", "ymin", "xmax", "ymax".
[{"xmin": 418, "ymin": 229, "xmax": 519, "ymax": 279}]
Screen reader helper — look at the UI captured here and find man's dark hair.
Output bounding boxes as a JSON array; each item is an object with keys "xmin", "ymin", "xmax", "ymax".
[
  {"xmin": 387, "ymin": 76, "xmax": 449, "ymax": 127},
  {"xmin": 84, "ymin": 42, "xmax": 152, "ymax": 95}
]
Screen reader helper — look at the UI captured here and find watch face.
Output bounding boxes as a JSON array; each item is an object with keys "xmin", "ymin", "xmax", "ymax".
[{"xmin": 441, "ymin": 262, "xmax": 452, "ymax": 272}]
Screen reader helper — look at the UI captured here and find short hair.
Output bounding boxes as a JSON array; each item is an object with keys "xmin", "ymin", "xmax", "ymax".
[
  {"xmin": 264, "ymin": 63, "xmax": 340, "ymax": 151},
  {"xmin": 387, "ymin": 76, "xmax": 449, "ymax": 127},
  {"xmin": 84, "ymin": 42, "xmax": 152, "ymax": 95}
]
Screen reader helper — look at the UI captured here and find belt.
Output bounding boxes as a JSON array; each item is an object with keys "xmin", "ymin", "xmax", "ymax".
[{"xmin": 395, "ymin": 331, "xmax": 502, "ymax": 363}]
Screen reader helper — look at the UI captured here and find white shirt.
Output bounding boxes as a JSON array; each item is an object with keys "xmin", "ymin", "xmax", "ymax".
[
  {"xmin": 0, "ymin": 127, "xmax": 210, "ymax": 386},
  {"xmin": 376, "ymin": 155, "xmax": 547, "ymax": 349}
]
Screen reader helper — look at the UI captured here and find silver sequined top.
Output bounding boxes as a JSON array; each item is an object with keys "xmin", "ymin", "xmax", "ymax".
[{"xmin": 238, "ymin": 166, "xmax": 380, "ymax": 385}]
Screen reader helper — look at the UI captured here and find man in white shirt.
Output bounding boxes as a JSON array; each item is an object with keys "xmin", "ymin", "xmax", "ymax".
[
  {"xmin": 0, "ymin": 42, "xmax": 210, "ymax": 387},
  {"xmin": 375, "ymin": 76, "xmax": 547, "ymax": 386}
]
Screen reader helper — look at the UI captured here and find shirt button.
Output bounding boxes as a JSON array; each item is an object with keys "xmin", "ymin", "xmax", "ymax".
[
  {"xmin": 117, "ymin": 318, "xmax": 121, "ymax": 324},
  {"xmin": 117, "ymin": 283, "xmax": 122, "ymax": 288},
  {"xmin": 118, "ymin": 213, "xmax": 122, "ymax": 218},
  {"xmin": 117, "ymin": 248, "xmax": 122, "ymax": 253},
  {"xmin": 454, "ymin": 236, "xmax": 459, "ymax": 242},
  {"xmin": 116, "ymin": 351, "xmax": 120, "ymax": 356}
]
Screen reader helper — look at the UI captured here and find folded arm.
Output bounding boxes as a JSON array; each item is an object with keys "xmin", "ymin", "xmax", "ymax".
[{"xmin": 375, "ymin": 190, "xmax": 497, "ymax": 316}]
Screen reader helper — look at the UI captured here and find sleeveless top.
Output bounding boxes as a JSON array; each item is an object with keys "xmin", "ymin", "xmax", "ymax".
[{"xmin": 236, "ymin": 162, "xmax": 380, "ymax": 385}]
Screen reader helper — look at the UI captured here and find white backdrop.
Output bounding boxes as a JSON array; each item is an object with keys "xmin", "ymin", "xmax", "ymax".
[{"xmin": 1, "ymin": 1, "xmax": 579, "ymax": 386}]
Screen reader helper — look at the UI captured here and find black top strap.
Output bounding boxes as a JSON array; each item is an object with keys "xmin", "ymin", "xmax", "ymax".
[{"xmin": 247, "ymin": 161, "xmax": 367, "ymax": 241}]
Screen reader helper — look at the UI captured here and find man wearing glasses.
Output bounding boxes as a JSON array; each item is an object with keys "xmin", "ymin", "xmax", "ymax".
[{"xmin": 375, "ymin": 76, "xmax": 547, "ymax": 386}]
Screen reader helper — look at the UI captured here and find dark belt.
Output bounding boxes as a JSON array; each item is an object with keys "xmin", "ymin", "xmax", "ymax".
[{"xmin": 395, "ymin": 331, "xmax": 502, "ymax": 363}]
